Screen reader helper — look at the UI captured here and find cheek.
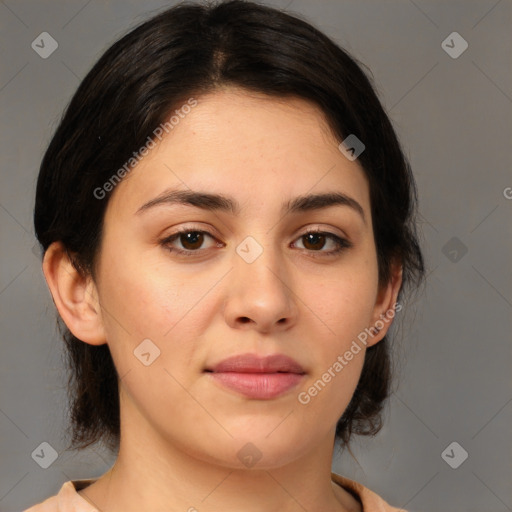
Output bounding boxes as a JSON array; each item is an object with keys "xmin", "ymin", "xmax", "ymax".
[
  {"xmin": 95, "ymin": 247, "xmax": 224, "ymax": 381},
  {"xmin": 97, "ymin": 244, "xmax": 204, "ymax": 337},
  {"xmin": 312, "ymin": 259, "xmax": 379, "ymax": 342},
  {"xmin": 94, "ymin": 253, "xmax": 213, "ymax": 420},
  {"xmin": 295, "ymin": 277, "xmax": 375, "ymax": 425},
  {"xmin": 299, "ymin": 254, "xmax": 378, "ymax": 407}
]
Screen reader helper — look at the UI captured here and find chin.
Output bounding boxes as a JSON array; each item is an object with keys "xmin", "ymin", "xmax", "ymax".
[{"xmin": 217, "ymin": 430, "xmax": 312, "ymax": 471}]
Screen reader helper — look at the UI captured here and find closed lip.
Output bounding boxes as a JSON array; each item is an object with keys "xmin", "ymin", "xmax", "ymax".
[{"xmin": 205, "ymin": 353, "xmax": 306, "ymax": 374}]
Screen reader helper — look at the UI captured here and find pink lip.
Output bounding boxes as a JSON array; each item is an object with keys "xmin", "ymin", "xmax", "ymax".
[{"xmin": 205, "ymin": 353, "xmax": 306, "ymax": 399}]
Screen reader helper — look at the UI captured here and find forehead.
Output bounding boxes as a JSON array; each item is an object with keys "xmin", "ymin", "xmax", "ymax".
[{"xmin": 105, "ymin": 88, "xmax": 370, "ymax": 219}]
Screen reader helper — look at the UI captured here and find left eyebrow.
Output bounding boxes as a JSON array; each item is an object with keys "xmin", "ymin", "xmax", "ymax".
[{"xmin": 135, "ymin": 189, "xmax": 366, "ymax": 223}]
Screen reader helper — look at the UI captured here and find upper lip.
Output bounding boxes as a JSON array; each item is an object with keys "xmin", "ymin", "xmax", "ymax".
[{"xmin": 206, "ymin": 353, "xmax": 305, "ymax": 374}]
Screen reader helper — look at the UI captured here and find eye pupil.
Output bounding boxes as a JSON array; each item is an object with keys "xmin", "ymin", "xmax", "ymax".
[
  {"xmin": 182, "ymin": 231, "xmax": 203, "ymax": 249},
  {"xmin": 164, "ymin": 229, "xmax": 347, "ymax": 257},
  {"xmin": 304, "ymin": 233, "xmax": 325, "ymax": 250}
]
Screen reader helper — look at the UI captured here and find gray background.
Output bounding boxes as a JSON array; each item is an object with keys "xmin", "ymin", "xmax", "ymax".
[{"xmin": 1, "ymin": 1, "xmax": 511, "ymax": 511}]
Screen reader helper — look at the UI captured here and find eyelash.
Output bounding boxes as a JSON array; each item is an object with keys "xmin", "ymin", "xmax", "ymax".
[{"xmin": 160, "ymin": 227, "xmax": 352, "ymax": 258}]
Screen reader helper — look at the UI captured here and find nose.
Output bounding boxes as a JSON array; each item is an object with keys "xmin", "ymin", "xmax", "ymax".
[{"xmin": 223, "ymin": 240, "xmax": 299, "ymax": 334}]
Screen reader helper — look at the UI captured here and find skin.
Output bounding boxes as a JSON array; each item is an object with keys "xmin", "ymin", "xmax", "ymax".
[{"xmin": 43, "ymin": 87, "xmax": 402, "ymax": 512}]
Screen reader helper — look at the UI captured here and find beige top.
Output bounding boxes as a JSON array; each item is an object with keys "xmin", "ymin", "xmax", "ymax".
[{"xmin": 23, "ymin": 472, "xmax": 407, "ymax": 512}]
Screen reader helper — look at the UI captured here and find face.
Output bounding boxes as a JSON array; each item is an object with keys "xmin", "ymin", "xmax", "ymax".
[{"xmin": 86, "ymin": 87, "xmax": 396, "ymax": 468}]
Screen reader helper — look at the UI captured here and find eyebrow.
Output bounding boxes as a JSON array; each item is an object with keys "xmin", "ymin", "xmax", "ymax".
[{"xmin": 135, "ymin": 189, "xmax": 366, "ymax": 223}]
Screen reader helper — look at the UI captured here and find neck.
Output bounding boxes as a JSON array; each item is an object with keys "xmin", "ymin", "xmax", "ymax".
[{"xmin": 78, "ymin": 393, "xmax": 361, "ymax": 512}]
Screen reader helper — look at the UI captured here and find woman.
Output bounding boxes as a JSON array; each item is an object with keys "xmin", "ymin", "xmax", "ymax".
[{"xmin": 26, "ymin": 1, "xmax": 424, "ymax": 511}]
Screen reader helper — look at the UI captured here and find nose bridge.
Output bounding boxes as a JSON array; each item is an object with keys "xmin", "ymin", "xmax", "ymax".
[
  {"xmin": 234, "ymin": 233, "xmax": 289, "ymax": 297},
  {"xmin": 225, "ymin": 232, "xmax": 297, "ymax": 330}
]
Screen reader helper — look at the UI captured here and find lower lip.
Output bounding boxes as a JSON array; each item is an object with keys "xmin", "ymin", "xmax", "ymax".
[{"xmin": 208, "ymin": 372, "xmax": 304, "ymax": 399}]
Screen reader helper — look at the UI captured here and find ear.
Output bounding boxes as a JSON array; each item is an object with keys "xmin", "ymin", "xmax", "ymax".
[
  {"xmin": 42, "ymin": 241, "xmax": 106, "ymax": 345},
  {"xmin": 366, "ymin": 260, "xmax": 403, "ymax": 348}
]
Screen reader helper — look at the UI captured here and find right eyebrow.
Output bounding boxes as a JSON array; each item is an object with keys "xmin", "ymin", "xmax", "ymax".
[{"xmin": 135, "ymin": 189, "xmax": 366, "ymax": 224}]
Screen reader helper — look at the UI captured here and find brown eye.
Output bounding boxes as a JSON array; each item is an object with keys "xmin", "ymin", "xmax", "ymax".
[
  {"xmin": 302, "ymin": 232, "xmax": 328, "ymax": 251},
  {"xmin": 161, "ymin": 228, "xmax": 351, "ymax": 258},
  {"xmin": 161, "ymin": 229, "xmax": 220, "ymax": 256},
  {"xmin": 292, "ymin": 230, "xmax": 352, "ymax": 257},
  {"xmin": 178, "ymin": 231, "xmax": 205, "ymax": 250}
]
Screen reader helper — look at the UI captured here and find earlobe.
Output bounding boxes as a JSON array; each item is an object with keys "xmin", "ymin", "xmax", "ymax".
[
  {"xmin": 366, "ymin": 262, "xmax": 403, "ymax": 347},
  {"xmin": 42, "ymin": 241, "xmax": 106, "ymax": 345}
]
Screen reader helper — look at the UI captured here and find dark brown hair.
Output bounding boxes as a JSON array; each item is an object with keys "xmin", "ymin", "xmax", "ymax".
[{"xmin": 34, "ymin": 0, "xmax": 425, "ymax": 453}]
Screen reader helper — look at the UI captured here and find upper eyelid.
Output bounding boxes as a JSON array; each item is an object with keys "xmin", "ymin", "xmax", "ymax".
[
  {"xmin": 165, "ymin": 221, "xmax": 349, "ymax": 238},
  {"xmin": 163, "ymin": 226, "xmax": 350, "ymax": 247}
]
